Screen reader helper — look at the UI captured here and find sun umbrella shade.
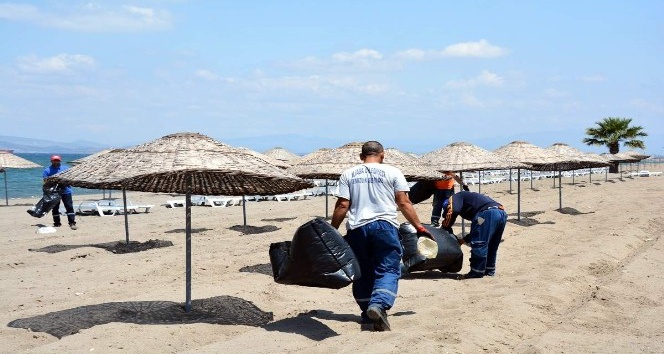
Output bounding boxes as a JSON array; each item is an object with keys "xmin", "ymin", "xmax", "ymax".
[
  {"xmin": 493, "ymin": 141, "xmax": 568, "ymax": 171},
  {"xmin": 263, "ymin": 147, "xmax": 301, "ymax": 163},
  {"xmin": 47, "ymin": 133, "xmax": 313, "ymax": 195},
  {"xmin": 419, "ymin": 142, "xmax": 528, "ymax": 172},
  {"xmin": 622, "ymin": 150, "xmax": 651, "ymax": 161},
  {"xmin": 0, "ymin": 150, "xmax": 41, "ymax": 169},
  {"xmin": 287, "ymin": 142, "xmax": 442, "ymax": 181},
  {"xmin": 70, "ymin": 149, "xmax": 114, "ymax": 165},
  {"xmin": 599, "ymin": 152, "xmax": 640, "ymax": 163},
  {"xmin": 546, "ymin": 143, "xmax": 611, "ymax": 171},
  {"xmin": 235, "ymin": 147, "xmax": 291, "ymax": 169}
]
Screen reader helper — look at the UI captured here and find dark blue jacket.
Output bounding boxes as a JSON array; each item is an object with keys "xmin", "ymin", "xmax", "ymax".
[{"xmin": 441, "ymin": 191, "xmax": 503, "ymax": 233}]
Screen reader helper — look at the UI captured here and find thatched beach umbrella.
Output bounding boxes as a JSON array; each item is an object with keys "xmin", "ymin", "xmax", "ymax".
[
  {"xmin": 263, "ymin": 147, "xmax": 300, "ymax": 163},
  {"xmin": 48, "ymin": 132, "xmax": 313, "ymax": 312},
  {"xmin": 546, "ymin": 143, "xmax": 611, "ymax": 209},
  {"xmin": 71, "ymin": 149, "xmax": 117, "ymax": 198},
  {"xmin": 623, "ymin": 150, "xmax": 651, "ymax": 175},
  {"xmin": 0, "ymin": 150, "xmax": 42, "ymax": 205},
  {"xmin": 287, "ymin": 142, "xmax": 441, "ymax": 218},
  {"xmin": 419, "ymin": 141, "xmax": 527, "ymax": 232},
  {"xmin": 419, "ymin": 141, "xmax": 528, "ymax": 192},
  {"xmin": 600, "ymin": 152, "xmax": 640, "ymax": 181},
  {"xmin": 494, "ymin": 141, "xmax": 569, "ymax": 219}
]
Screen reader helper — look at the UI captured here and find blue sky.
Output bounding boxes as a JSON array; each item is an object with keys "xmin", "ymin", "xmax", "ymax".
[{"xmin": 1, "ymin": 0, "xmax": 662, "ymax": 155}]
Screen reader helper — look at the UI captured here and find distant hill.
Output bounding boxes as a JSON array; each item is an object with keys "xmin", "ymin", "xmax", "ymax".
[{"xmin": 0, "ymin": 135, "xmax": 110, "ymax": 154}]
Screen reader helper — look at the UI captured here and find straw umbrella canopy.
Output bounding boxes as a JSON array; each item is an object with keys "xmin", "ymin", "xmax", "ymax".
[
  {"xmin": 623, "ymin": 150, "xmax": 651, "ymax": 161},
  {"xmin": 47, "ymin": 132, "xmax": 313, "ymax": 312},
  {"xmin": 0, "ymin": 150, "xmax": 42, "ymax": 205},
  {"xmin": 263, "ymin": 147, "xmax": 300, "ymax": 163},
  {"xmin": 70, "ymin": 149, "xmax": 113, "ymax": 165},
  {"xmin": 287, "ymin": 142, "xmax": 441, "ymax": 218},
  {"xmin": 235, "ymin": 147, "xmax": 290, "ymax": 169},
  {"xmin": 288, "ymin": 142, "xmax": 441, "ymax": 181},
  {"xmin": 546, "ymin": 143, "xmax": 612, "ymax": 209},
  {"xmin": 419, "ymin": 142, "xmax": 528, "ymax": 190},
  {"xmin": 493, "ymin": 141, "xmax": 570, "ymax": 219}
]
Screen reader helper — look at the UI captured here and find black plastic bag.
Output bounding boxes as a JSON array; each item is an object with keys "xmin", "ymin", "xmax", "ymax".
[
  {"xmin": 27, "ymin": 184, "xmax": 61, "ymax": 218},
  {"xmin": 399, "ymin": 223, "xmax": 463, "ymax": 273},
  {"xmin": 408, "ymin": 180, "xmax": 435, "ymax": 204},
  {"xmin": 269, "ymin": 218, "xmax": 361, "ymax": 289}
]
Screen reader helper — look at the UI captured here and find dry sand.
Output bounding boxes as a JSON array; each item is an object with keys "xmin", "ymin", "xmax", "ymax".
[{"xmin": 1, "ymin": 169, "xmax": 663, "ymax": 353}]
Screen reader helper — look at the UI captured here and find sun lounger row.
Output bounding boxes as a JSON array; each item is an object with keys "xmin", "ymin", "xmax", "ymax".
[{"xmin": 77, "ymin": 200, "xmax": 154, "ymax": 216}]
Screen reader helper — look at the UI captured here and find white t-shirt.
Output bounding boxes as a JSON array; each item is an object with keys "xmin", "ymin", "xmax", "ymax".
[{"xmin": 337, "ymin": 162, "xmax": 410, "ymax": 230}]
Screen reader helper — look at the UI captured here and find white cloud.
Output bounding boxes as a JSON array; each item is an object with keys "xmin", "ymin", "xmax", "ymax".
[
  {"xmin": 630, "ymin": 98, "xmax": 664, "ymax": 113},
  {"xmin": 445, "ymin": 70, "xmax": 505, "ymax": 89},
  {"xmin": 0, "ymin": 3, "xmax": 171, "ymax": 32},
  {"xmin": 396, "ymin": 40, "xmax": 508, "ymax": 60},
  {"xmin": 544, "ymin": 88, "xmax": 569, "ymax": 98},
  {"xmin": 580, "ymin": 75, "xmax": 606, "ymax": 82},
  {"xmin": 332, "ymin": 49, "xmax": 383, "ymax": 62},
  {"xmin": 16, "ymin": 54, "xmax": 95, "ymax": 73},
  {"xmin": 195, "ymin": 69, "xmax": 218, "ymax": 81},
  {"xmin": 394, "ymin": 48, "xmax": 427, "ymax": 60},
  {"xmin": 440, "ymin": 39, "xmax": 508, "ymax": 58}
]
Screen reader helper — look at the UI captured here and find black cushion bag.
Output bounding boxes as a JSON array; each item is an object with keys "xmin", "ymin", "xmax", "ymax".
[{"xmin": 269, "ymin": 218, "xmax": 361, "ymax": 289}]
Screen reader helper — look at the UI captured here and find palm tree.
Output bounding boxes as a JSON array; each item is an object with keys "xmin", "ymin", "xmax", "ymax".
[{"xmin": 583, "ymin": 117, "xmax": 647, "ymax": 172}]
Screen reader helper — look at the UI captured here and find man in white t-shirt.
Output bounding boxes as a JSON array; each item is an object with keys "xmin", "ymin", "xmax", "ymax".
[{"xmin": 331, "ymin": 141, "xmax": 432, "ymax": 332}]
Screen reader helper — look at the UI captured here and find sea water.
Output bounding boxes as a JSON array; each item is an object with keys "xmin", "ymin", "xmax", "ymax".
[{"xmin": 1, "ymin": 153, "xmax": 107, "ymax": 201}]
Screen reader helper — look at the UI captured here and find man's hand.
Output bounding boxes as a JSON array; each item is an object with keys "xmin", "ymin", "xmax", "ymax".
[
  {"xmin": 462, "ymin": 184, "xmax": 470, "ymax": 192},
  {"xmin": 416, "ymin": 225, "xmax": 435, "ymax": 240}
]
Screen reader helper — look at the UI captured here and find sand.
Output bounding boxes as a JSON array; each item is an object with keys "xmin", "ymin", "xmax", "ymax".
[{"xmin": 1, "ymin": 169, "xmax": 663, "ymax": 353}]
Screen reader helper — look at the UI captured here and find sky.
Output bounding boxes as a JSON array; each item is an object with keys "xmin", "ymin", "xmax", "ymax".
[{"xmin": 0, "ymin": 0, "xmax": 662, "ymax": 155}]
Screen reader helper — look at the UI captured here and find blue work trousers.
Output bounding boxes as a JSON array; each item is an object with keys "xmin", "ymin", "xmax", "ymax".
[
  {"xmin": 464, "ymin": 209, "xmax": 507, "ymax": 276},
  {"xmin": 345, "ymin": 220, "xmax": 402, "ymax": 312}
]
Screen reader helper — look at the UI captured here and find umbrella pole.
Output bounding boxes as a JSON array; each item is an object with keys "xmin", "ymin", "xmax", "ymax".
[
  {"xmin": 460, "ymin": 171, "xmax": 465, "ymax": 236},
  {"xmin": 605, "ymin": 167, "xmax": 608, "ymax": 182},
  {"xmin": 185, "ymin": 177, "xmax": 192, "ymax": 313},
  {"xmin": 530, "ymin": 170, "xmax": 533, "ymax": 190},
  {"xmin": 122, "ymin": 188, "xmax": 130, "ymax": 245},
  {"xmin": 242, "ymin": 195, "xmax": 247, "ymax": 226},
  {"xmin": 558, "ymin": 171, "xmax": 563, "ymax": 210},
  {"xmin": 325, "ymin": 179, "xmax": 329, "ymax": 219},
  {"xmin": 478, "ymin": 171, "xmax": 482, "ymax": 194},
  {"xmin": 517, "ymin": 169, "xmax": 521, "ymax": 221},
  {"xmin": 3, "ymin": 170, "xmax": 8, "ymax": 206},
  {"xmin": 572, "ymin": 170, "xmax": 575, "ymax": 185},
  {"xmin": 589, "ymin": 169, "xmax": 592, "ymax": 184},
  {"xmin": 509, "ymin": 168, "xmax": 513, "ymax": 194}
]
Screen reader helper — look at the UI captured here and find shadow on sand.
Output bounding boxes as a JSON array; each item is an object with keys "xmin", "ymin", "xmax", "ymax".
[
  {"xmin": 8, "ymin": 296, "xmax": 273, "ymax": 339},
  {"xmin": 29, "ymin": 239, "xmax": 174, "ymax": 254}
]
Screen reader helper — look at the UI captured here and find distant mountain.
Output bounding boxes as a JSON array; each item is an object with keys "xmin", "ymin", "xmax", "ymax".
[{"xmin": 0, "ymin": 135, "xmax": 111, "ymax": 154}]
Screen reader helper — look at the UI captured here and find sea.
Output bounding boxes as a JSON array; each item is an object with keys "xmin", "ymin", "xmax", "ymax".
[{"xmin": 1, "ymin": 153, "xmax": 108, "ymax": 201}]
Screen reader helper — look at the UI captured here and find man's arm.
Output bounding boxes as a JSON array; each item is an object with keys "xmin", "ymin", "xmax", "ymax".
[
  {"xmin": 395, "ymin": 191, "xmax": 434, "ymax": 240},
  {"xmin": 330, "ymin": 197, "xmax": 350, "ymax": 229}
]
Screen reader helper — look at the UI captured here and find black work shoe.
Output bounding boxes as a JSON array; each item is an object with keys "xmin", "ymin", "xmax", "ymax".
[
  {"xmin": 69, "ymin": 224, "xmax": 77, "ymax": 230},
  {"xmin": 53, "ymin": 223, "xmax": 62, "ymax": 227},
  {"xmin": 366, "ymin": 305, "xmax": 391, "ymax": 331},
  {"xmin": 458, "ymin": 271, "xmax": 484, "ymax": 280}
]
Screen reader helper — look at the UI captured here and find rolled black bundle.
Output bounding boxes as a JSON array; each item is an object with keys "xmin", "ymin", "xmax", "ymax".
[
  {"xmin": 26, "ymin": 184, "xmax": 61, "ymax": 218},
  {"xmin": 399, "ymin": 223, "xmax": 463, "ymax": 273},
  {"xmin": 408, "ymin": 180, "xmax": 435, "ymax": 204},
  {"xmin": 269, "ymin": 218, "xmax": 361, "ymax": 289}
]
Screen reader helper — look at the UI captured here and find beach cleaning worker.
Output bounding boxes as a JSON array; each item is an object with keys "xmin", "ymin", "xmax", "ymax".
[
  {"xmin": 440, "ymin": 191, "xmax": 506, "ymax": 279},
  {"xmin": 431, "ymin": 171, "xmax": 468, "ymax": 227},
  {"xmin": 43, "ymin": 155, "xmax": 77, "ymax": 230},
  {"xmin": 331, "ymin": 140, "xmax": 432, "ymax": 331}
]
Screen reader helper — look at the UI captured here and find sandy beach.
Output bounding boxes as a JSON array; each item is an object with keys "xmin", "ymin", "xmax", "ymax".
[{"xmin": 1, "ymin": 169, "xmax": 663, "ymax": 354}]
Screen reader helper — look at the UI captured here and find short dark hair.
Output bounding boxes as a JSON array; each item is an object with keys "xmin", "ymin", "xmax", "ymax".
[{"xmin": 361, "ymin": 141, "xmax": 384, "ymax": 157}]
